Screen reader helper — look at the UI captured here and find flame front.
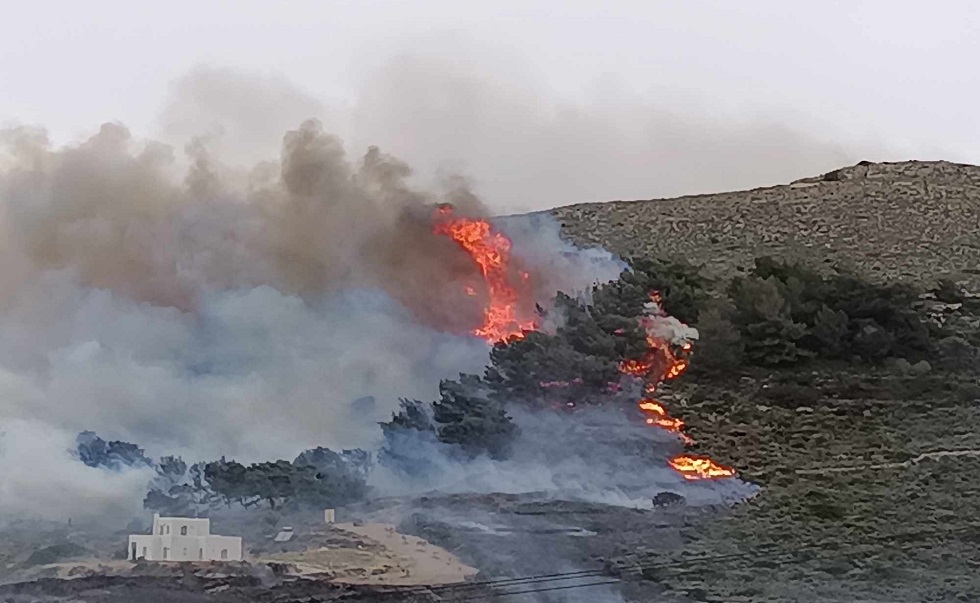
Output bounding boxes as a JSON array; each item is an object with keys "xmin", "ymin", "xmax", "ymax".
[
  {"xmin": 669, "ymin": 454, "xmax": 737, "ymax": 481},
  {"xmin": 621, "ymin": 292, "xmax": 735, "ymax": 481},
  {"xmin": 638, "ymin": 398, "xmax": 691, "ymax": 443},
  {"xmin": 433, "ymin": 206, "xmax": 537, "ymax": 343},
  {"xmin": 431, "ymin": 216, "xmax": 736, "ymax": 481}
]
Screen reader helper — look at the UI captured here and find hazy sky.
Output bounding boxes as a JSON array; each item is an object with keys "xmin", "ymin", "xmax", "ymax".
[{"xmin": 2, "ymin": 1, "xmax": 978, "ymax": 212}]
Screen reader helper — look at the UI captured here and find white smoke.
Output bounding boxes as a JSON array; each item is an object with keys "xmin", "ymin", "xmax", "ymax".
[
  {"xmin": 373, "ymin": 406, "xmax": 758, "ymax": 509},
  {"xmin": 495, "ymin": 211, "xmax": 628, "ymax": 300},
  {"xmin": 0, "ymin": 420, "xmax": 154, "ymax": 519},
  {"xmin": 0, "ymin": 118, "xmax": 627, "ymax": 522}
]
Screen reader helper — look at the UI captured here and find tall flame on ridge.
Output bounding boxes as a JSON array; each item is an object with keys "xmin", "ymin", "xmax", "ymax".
[{"xmin": 433, "ymin": 205, "xmax": 536, "ymax": 343}]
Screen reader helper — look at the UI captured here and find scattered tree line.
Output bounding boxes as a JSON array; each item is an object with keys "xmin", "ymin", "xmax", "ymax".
[
  {"xmin": 381, "ymin": 258, "xmax": 709, "ymax": 462},
  {"xmin": 695, "ymin": 257, "xmax": 977, "ymax": 370},
  {"xmin": 79, "ymin": 256, "xmax": 978, "ymax": 496},
  {"xmin": 75, "ymin": 432, "xmax": 370, "ymax": 514},
  {"xmin": 381, "ymin": 256, "xmax": 978, "ymax": 462}
]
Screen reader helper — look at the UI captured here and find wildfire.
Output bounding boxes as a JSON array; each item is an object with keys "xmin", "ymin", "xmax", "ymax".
[
  {"xmin": 621, "ymin": 292, "xmax": 735, "ymax": 481},
  {"xmin": 669, "ymin": 455, "xmax": 737, "ymax": 481},
  {"xmin": 638, "ymin": 398, "xmax": 693, "ymax": 445},
  {"xmin": 638, "ymin": 399, "xmax": 667, "ymax": 414},
  {"xmin": 619, "ymin": 336, "xmax": 689, "ymax": 382},
  {"xmin": 620, "ymin": 357, "xmax": 654, "ymax": 376},
  {"xmin": 430, "ymin": 213, "xmax": 736, "ymax": 482},
  {"xmin": 433, "ymin": 206, "xmax": 536, "ymax": 343}
]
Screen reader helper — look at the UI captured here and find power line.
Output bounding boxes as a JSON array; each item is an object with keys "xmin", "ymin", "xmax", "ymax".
[
  {"xmin": 450, "ymin": 579, "xmax": 624, "ymax": 602},
  {"xmin": 441, "ymin": 523, "xmax": 980, "ymax": 601},
  {"xmin": 376, "ymin": 522, "xmax": 980, "ymax": 600}
]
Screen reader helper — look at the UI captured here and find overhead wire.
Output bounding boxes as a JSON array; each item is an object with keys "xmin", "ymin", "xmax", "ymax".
[
  {"xmin": 441, "ymin": 523, "xmax": 980, "ymax": 601},
  {"xmin": 371, "ymin": 522, "xmax": 980, "ymax": 600}
]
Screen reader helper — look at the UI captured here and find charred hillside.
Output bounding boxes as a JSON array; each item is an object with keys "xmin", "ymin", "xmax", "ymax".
[{"xmin": 550, "ymin": 160, "xmax": 980, "ymax": 287}]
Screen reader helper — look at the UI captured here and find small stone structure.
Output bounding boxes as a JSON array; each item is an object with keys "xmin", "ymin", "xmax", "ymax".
[{"xmin": 128, "ymin": 513, "xmax": 242, "ymax": 562}]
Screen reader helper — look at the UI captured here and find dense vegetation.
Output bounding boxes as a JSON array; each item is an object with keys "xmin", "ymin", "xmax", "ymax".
[
  {"xmin": 381, "ymin": 256, "xmax": 977, "ymax": 463},
  {"xmin": 77, "ymin": 256, "xmax": 977, "ymax": 511},
  {"xmin": 74, "ymin": 432, "xmax": 371, "ymax": 514},
  {"xmin": 696, "ymin": 258, "xmax": 977, "ymax": 371}
]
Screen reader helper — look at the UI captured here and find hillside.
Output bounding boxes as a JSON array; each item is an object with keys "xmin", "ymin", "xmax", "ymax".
[
  {"xmin": 550, "ymin": 160, "xmax": 980, "ymax": 602},
  {"xmin": 550, "ymin": 160, "xmax": 980, "ymax": 287}
]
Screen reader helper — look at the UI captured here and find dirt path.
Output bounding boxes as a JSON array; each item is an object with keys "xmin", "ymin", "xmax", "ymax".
[{"xmin": 260, "ymin": 522, "xmax": 477, "ymax": 587}]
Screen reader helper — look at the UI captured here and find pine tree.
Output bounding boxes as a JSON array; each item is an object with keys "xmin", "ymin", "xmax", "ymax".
[{"xmin": 432, "ymin": 376, "xmax": 518, "ymax": 460}]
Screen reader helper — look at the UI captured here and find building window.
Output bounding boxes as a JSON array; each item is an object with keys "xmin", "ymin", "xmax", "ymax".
[
  {"xmin": 142, "ymin": 547, "xmax": 147, "ymax": 559},
  {"xmin": 163, "ymin": 547, "xmax": 169, "ymax": 559},
  {"xmin": 165, "ymin": 525, "xmax": 170, "ymax": 535},
  {"xmin": 180, "ymin": 526, "xmax": 187, "ymax": 536},
  {"xmin": 220, "ymin": 549, "xmax": 228, "ymax": 560},
  {"xmin": 158, "ymin": 526, "xmax": 164, "ymax": 535},
  {"xmin": 199, "ymin": 548, "xmax": 203, "ymax": 560}
]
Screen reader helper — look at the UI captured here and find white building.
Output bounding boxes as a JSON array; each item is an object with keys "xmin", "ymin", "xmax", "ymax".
[{"xmin": 128, "ymin": 514, "xmax": 243, "ymax": 562}]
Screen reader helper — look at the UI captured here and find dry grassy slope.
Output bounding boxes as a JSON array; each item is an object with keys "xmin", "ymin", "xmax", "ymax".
[
  {"xmin": 548, "ymin": 160, "xmax": 980, "ymax": 287},
  {"xmin": 544, "ymin": 160, "xmax": 980, "ymax": 602}
]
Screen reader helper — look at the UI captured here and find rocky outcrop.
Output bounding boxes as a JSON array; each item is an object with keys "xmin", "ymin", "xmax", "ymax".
[{"xmin": 549, "ymin": 160, "xmax": 980, "ymax": 287}]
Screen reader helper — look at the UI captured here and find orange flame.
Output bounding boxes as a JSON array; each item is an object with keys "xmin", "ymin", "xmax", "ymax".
[
  {"xmin": 433, "ymin": 206, "xmax": 536, "ymax": 343},
  {"xmin": 619, "ymin": 358, "xmax": 654, "ymax": 376},
  {"xmin": 619, "ymin": 337, "xmax": 689, "ymax": 382},
  {"xmin": 638, "ymin": 398, "xmax": 693, "ymax": 445},
  {"xmin": 638, "ymin": 399, "xmax": 667, "ymax": 414},
  {"xmin": 669, "ymin": 455, "xmax": 737, "ymax": 480},
  {"xmin": 666, "ymin": 358, "xmax": 688, "ymax": 380},
  {"xmin": 622, "ymin": 292, "xmax": 735, "ymax": 481}
]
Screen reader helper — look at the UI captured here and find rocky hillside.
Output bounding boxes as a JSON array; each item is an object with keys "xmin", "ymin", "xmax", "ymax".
[{"xmin": 550, "ymin": 160, "xmax": 980, "ymax": 287}]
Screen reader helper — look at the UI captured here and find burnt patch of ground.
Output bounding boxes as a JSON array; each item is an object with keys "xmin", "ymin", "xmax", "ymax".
[{"xmin": 389, "ymin": 494, "xmax": 729, "ymax": 602}]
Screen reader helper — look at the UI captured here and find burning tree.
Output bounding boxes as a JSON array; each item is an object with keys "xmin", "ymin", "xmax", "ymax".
[
  {"xmin": 484, "ymin": 292, "xmax": 644, "ymax": 408},
  {"xmin": 620, "ymin": 292, "xmax": 736, "ymax": 480},
  {"xmin": 378, "ymin": 256, "xmax": 738, "ymax": 482},
  {"xmin": 432, "ymin": 205, "xmax": 537, "ymax": 342}
]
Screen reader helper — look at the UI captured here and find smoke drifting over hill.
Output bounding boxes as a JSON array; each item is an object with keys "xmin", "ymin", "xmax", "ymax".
[
  {"xmin": 0, "ymin": 114, "xmax": 624, "ymax": 521},
  {"xmin": 0, "ymin": 59, "xmax": 804, "ymax": 521},
  {"xmin": 157, "ymin": 60, "xmax": 870, "ymax": 214}
]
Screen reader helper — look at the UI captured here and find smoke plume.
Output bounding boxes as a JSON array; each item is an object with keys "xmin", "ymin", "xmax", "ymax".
[
  {"xmin": 0, "ymin": 114, "xmax": 623, "ymax": 522},
  {"xmin": 0, "ymin": 57, "xmax": 804, "ymax": 521},
  {"xmin": 153, "ymin": 57, "xmax": 879, "ymax": 216}
]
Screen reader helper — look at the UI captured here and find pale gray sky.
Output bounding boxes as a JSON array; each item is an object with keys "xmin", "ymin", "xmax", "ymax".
[{"xmin": 2, "ymin": 0, "xmax": 978, "ymax": 212}]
